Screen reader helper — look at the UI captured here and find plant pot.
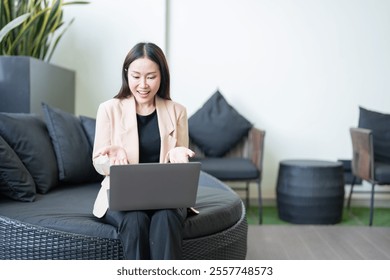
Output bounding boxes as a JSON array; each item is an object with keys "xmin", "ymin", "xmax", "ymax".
[{"xmin": 0, "ymin": 56, "xmax": 75, "ymax": 115}]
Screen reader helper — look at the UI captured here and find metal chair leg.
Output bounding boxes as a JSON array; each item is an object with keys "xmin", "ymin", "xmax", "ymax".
[
  {"xmin": 369, "ymin": 182, "xmax": 375, "ymax": 226},
  {"xmin": 245, "ymin": 181, "xmax": 250, "ymax": 208},
  {"xmin": 257, "ymin": 179, "xmax": 262, "ymax": 224},
  {"xmin": 347, "ymin": 176, "xmax": 356, "ymax": 210}
]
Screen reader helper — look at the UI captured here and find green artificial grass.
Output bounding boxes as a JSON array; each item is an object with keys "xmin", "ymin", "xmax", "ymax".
[{"xmin": 246, "ymin": 206, "xmax": 390, "ymax": 226}]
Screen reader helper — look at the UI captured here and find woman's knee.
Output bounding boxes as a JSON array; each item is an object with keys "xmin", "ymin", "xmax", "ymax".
[
  {"xmin": 152, "ymin": 208, "xmax": 186, "ymax": 225},
  {"xmin": 105, "ymin": 210, "xmax": 150, "ymax": 229},
  {"xmin": 121, "ymin": 211, "xmax": 150, "ymax": 230}
]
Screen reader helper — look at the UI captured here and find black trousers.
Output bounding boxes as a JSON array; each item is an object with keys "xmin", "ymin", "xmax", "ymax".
[{"xmin": 104, "ymin": 208, "xmax": 187, "ymax": 260}]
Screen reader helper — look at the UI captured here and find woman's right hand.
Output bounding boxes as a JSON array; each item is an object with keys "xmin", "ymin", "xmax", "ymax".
[{"xmin": 96, "ymin": 145, "xmax": 129, "ymax": 165}]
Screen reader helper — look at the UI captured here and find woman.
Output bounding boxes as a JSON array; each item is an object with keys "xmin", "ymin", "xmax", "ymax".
[{"xmin": 92, "ymin": 42, "xmax": 195, "ymax": 259}]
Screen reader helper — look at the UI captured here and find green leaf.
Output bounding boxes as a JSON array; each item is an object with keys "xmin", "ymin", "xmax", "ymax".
[
  {"xmin": 0, "ymin": 13, "xmax": 30, "ymax": 43},
  {"xmin": 7, "ymin": 8, "xmax": 51, "ymax": 55},
  {"xmin": 0, "ymin": 0, "xmax": 89, "ymax": 61}
]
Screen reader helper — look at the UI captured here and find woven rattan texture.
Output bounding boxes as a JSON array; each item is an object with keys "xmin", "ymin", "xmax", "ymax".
[
  {"xmin": 182, "ymin": 208, "xmax": 248, "ymax": 259},
  {"xmin": 0, "ymin": 203, "xmax": 247, "ymax": 260},
  {"xmin": 0, "ymin": 216, "xmax": 124, "ymax": 259}
]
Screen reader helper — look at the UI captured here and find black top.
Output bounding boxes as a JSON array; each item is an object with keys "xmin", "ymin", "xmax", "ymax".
[{"xmin": 136, "ymin": 110, "xmax": 161, "ymax": 163}]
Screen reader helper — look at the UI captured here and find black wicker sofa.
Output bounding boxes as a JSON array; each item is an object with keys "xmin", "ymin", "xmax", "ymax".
[{"xmin": 0, "ymin": 105, "xmax": 247, "ymax": 260}]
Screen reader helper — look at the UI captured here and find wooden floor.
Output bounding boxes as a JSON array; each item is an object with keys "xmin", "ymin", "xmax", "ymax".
[{"xmin": 246, "ymin": 225, "xmax": 390, "ymax": 259}]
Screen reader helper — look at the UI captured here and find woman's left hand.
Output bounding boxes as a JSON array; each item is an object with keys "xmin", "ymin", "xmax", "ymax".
[{"xmin": 168, "ymin": 147, "xmax": 195, "ymax": 163}]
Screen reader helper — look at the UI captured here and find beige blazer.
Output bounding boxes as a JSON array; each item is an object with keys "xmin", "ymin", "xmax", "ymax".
[{"xmin": 92, "ymin": 95, "xmax": 189, "ymax": 218}]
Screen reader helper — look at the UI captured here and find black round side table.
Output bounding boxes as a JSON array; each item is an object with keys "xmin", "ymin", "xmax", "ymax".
[{"xmin": 276, "ymin": 160, "xmax": 345, "ymax": 224}]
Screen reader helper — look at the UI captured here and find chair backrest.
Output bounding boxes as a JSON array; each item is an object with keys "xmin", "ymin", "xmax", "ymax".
[
  {"xmin": 350, "ymin": 127, "xmax": 374, "ymax": 181},
  {"xmin": 189, "ymin": 127, "xmax": 266, "ymax": 171}
]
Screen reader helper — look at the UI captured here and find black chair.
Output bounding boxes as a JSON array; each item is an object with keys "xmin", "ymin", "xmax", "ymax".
[
  {"xmin": 348, "ymin": 127, "xmax": 390, "ymax": 226},
  {"xmin": 188, "ymin": 90, "xmax": 266, "ymax": 224},
  {"xmin": 190, "ymin": 127, "xmax": 266, "ymax": 224}
]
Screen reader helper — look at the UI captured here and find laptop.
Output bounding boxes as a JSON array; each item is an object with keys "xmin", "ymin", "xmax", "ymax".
[{"xmin": 109, "ymin": 162, "xmax": 201, "ymax": 211}]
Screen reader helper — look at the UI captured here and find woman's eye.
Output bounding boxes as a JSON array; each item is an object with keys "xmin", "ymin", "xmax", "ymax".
[
  {"xmin": 132, "ymin": 75, "xmax": 140, "ymax": 79},
  {"xmin": 147, "ymin": 76, "xmax": 156, "ymax": 80}
]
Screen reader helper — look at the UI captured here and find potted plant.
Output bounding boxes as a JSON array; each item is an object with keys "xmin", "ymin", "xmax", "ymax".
[{"xmin": 0, "ymin": 0, "xmax": 89, "ymax": 114}]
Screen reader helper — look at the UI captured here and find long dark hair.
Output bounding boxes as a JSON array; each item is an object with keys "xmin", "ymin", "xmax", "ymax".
[{"xmin": 114, "ymin": 42, "xmax": 171, "ymax": 100}]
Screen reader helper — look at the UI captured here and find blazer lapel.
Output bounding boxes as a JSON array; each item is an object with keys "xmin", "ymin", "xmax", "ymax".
[
  {"xmin": 156, "ymin": 97, "xmax": 176, "ymax": 162},
  {"xmin": 120, "ymin": 96, "xmax": 139, "ymax": 164}
]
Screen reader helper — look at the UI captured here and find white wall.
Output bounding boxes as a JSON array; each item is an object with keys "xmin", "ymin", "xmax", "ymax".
[{"xmin": 52, "ymin": 0, "xmax": 390, "ymax": 201}]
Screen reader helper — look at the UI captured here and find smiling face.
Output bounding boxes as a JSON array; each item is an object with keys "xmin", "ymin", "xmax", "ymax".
[{"xmin": 127, "ymin": 57, "xmax": 161, "ymax": 108}]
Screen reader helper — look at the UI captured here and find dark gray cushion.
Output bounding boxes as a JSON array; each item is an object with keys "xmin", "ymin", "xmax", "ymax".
[
  {"xmin": 0, "ymin": 135, "xmax": 36, "ymax": 202},
  {"xmin": 0, "ymin": 172, "xmax": 242, "ymax": 240},
  {"xmin": 189, "ymin": 90, "xmax": 253, "ymax": 157},
  {"xmin": 375, "ymin": 162, "xmax": 390, "ymax": 184},
  {"xmin": 79, "ymin": 115, "xmax": 96, "ymax": 148},
  {"xmin": 42, "ymin": 103, "xmax": 102, "ymax": 184},
  {"xmin": 183, "ymin": 185, "xmax": 242, "ymax": 239},
  {"xmin": 0, "ymin": 183, "xmax": 116, "ymax": 238},
  {"xmin": 193, "ymin": 157, "xmax": 259, "ymax": 180},
  {"xmin": 358, "ymin": 107, "xmax": 390, "ymax": 163},
  {"xmin": 0, "ymin": 113, "xmax": 58, "ymax": 194}
]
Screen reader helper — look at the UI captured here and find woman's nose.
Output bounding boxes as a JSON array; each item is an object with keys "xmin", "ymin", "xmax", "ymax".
[{"xmin": 139, "ymin": 77, "xmax": 148, "ymax": 87}]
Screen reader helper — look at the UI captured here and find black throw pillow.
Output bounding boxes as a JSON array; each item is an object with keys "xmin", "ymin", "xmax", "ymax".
[
  {"xmin": 188, "ymin": 90, "xmax": 253, "ymax": 157},
  {"xmin": 358, "ymin": 106, "xmax": 390, "ymax": 163},
  {"xmin": 42, "ymin": 103, "xmax": 102, "ymax": 183},
  {"xmin": 0, "ymin": 135, "xmax": 36, "ymax": 201},
  {"xmin": 0, "ymin": 113, "xmax": 58, "ymax": 194},
  {"xmin": 79, "ymin": 115, "xmax": 96, "ymax": 148}
]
